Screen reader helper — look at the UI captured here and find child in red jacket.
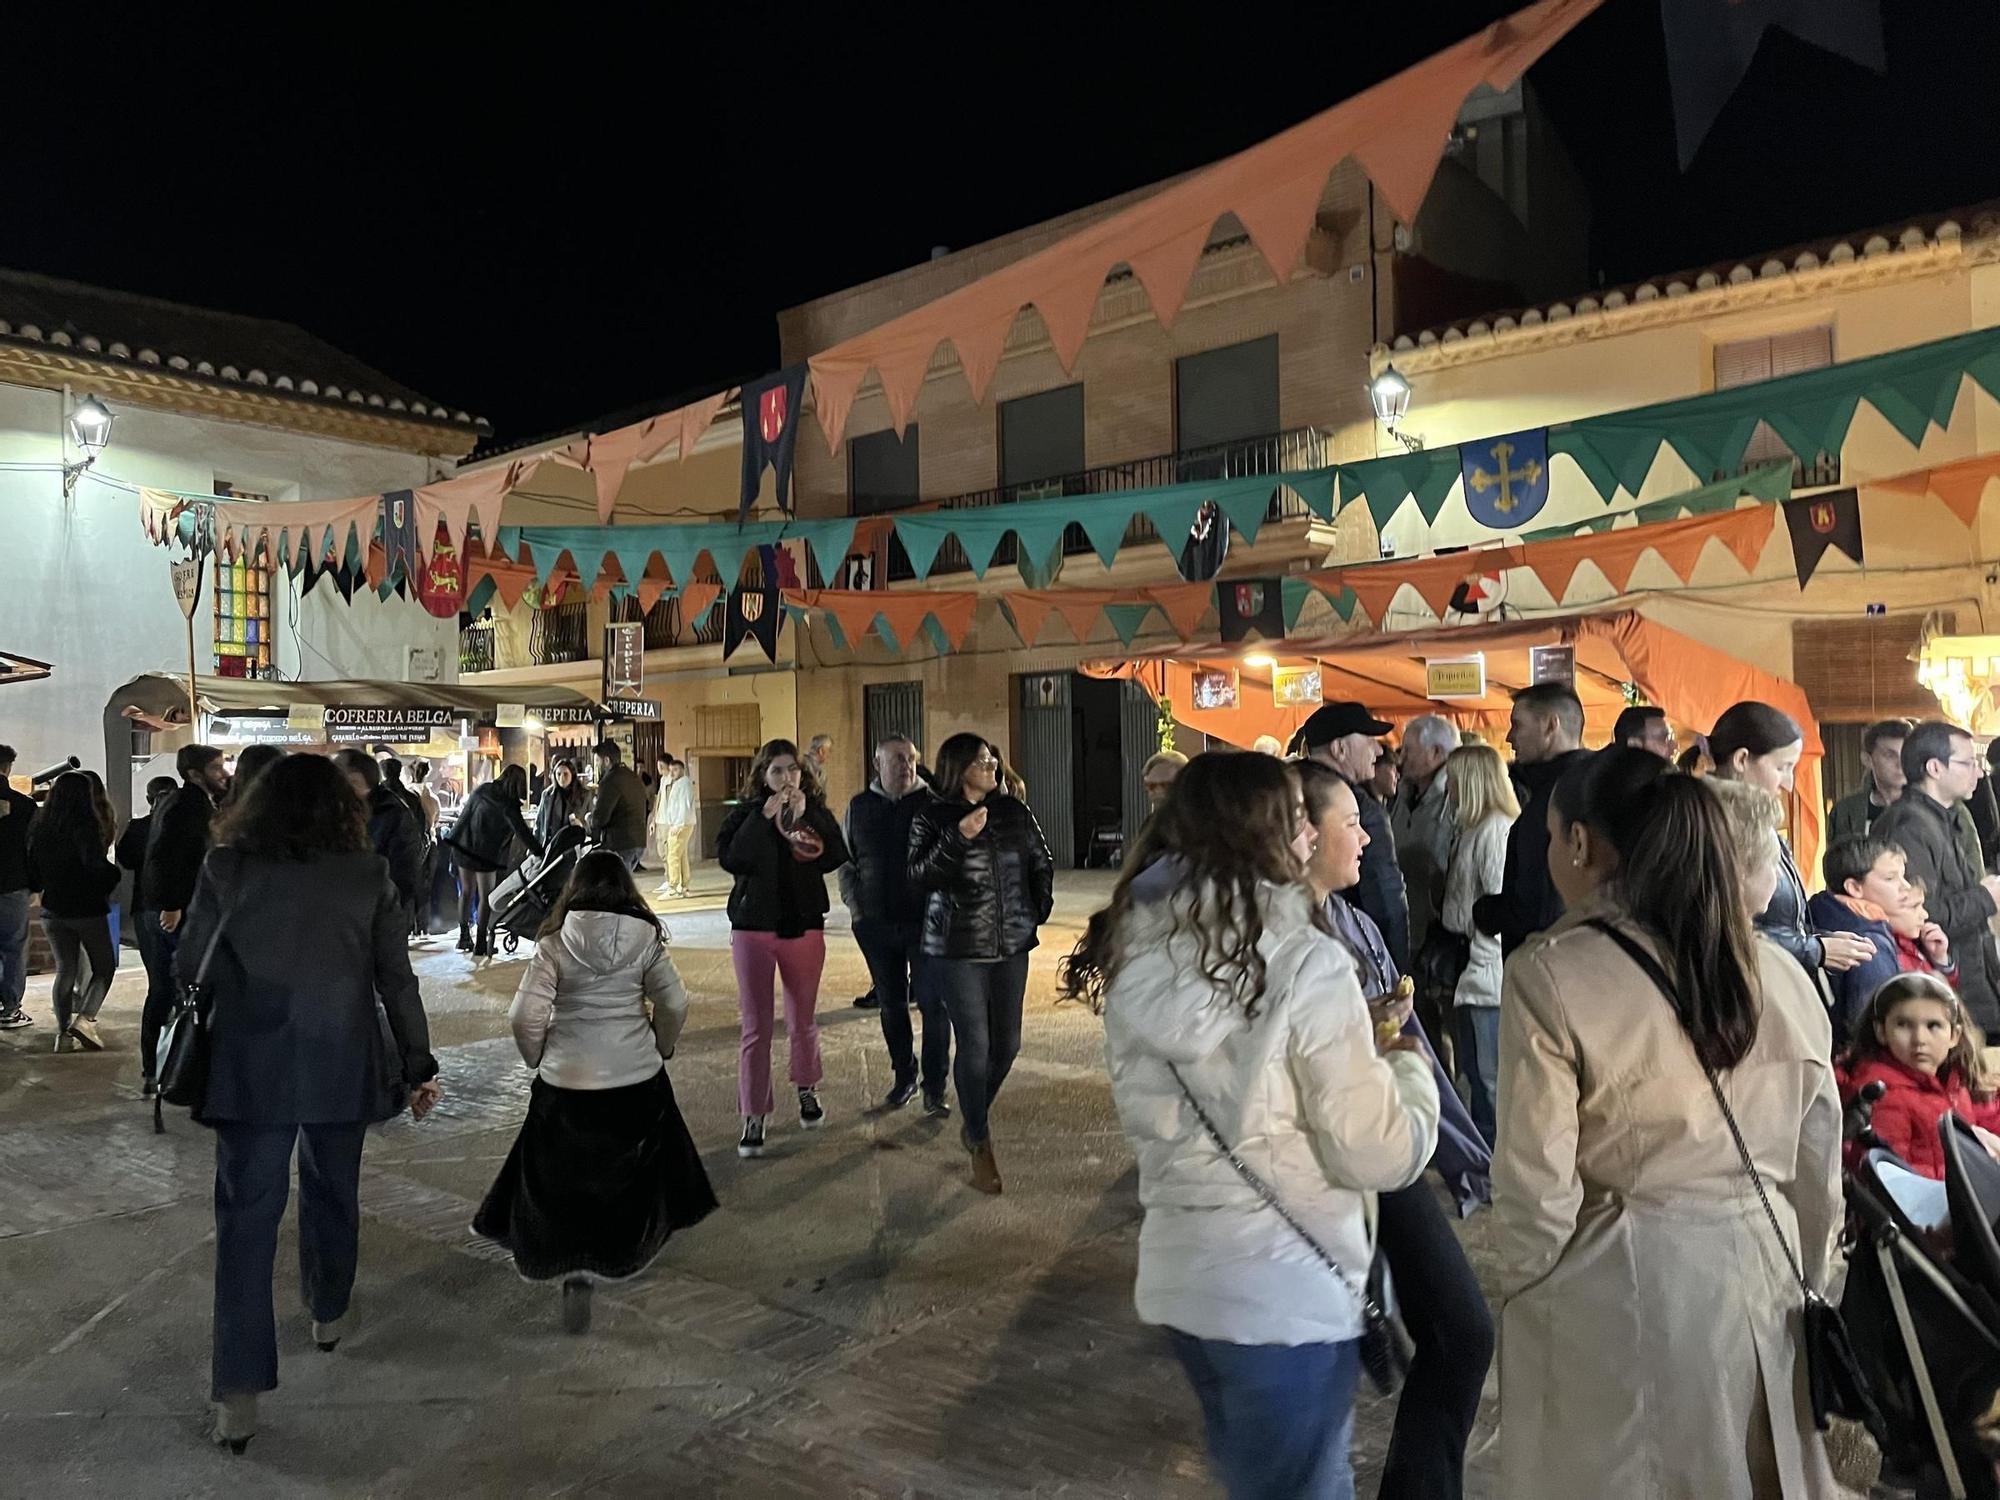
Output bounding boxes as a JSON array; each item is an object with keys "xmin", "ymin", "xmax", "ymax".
[{"xmin": 1843, "ymin": 973, "xmax": 2000, "ymax": 1180}]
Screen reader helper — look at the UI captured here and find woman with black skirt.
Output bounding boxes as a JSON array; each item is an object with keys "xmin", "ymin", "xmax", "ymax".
[
  {"xmin": 907, "ymin": 732, "xmax": 1054, "ymax": 1195},
  {"xmin": 474, "ymin": 850, "xmax": 715, "ymax": 1332}
]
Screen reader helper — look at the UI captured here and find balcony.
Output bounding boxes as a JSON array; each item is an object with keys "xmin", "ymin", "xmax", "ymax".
[
  {"xmin": 459, "ymin": 619, "xmax": 496, "ymax": 675},
  {"xmin": 611, "ymin": 593, "xmax": 727, "ymax": 651},
  {"xmin": 871, "ymin": 427, "xmax": 1331, "ymax": 581},
  {"xmin": 528, "ymin": 600, "xmax": 590, "ymax": 666}
]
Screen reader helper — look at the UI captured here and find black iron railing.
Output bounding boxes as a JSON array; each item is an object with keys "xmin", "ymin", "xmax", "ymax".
[
  {"xmin": 529, "ymin": 600, "xmax": 590, "ymax": 666},
  {"xmin": 459, "ymin": 621, "xmax": 496, "ymax": 675},
  {"xmin": 873, "ymin": 426, "xmax": 1330, "ymax": 581}
]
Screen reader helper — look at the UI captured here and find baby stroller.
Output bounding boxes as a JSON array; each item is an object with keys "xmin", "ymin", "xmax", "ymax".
[
  {"xmin": 1842, "ymin": 1082, "xmax": 2000, "ymax": 1498},
  {"xmin": 487, "ymin": 825, "xmax": 590, "ymax": 954}
]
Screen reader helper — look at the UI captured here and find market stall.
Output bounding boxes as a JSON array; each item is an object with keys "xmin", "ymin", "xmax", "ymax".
[{"xmin": 1084, "ymin": 605, "xmax": 1827, "ymax": 877}]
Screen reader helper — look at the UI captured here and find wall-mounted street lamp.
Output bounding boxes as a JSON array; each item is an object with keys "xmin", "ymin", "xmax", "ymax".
[
  {"xmin": 63, "ymin": 394, "xmax": 116, "ymax": 497},
  {"xmin": 1366, "ymin": 365, "xmax": 1423, "ymax": 453}
]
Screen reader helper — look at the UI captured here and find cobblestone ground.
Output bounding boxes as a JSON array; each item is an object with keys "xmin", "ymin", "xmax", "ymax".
[{"xmin": 0, "ymin": 869, "xmax": 1874, "ymax": 1498}]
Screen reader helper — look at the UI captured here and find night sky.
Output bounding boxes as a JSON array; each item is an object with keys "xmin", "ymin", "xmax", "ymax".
[{"xmin": 7, "ymin": 3, "xmax": 1998, "ymax": 443}]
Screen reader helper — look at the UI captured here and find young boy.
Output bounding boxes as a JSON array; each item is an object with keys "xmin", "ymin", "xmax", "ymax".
[{"xmin": 1809, "ymin": 837, "xmax": 1939, "ymax": 1044}]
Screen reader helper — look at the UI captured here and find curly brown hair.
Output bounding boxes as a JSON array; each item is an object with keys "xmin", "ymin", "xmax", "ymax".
[
  {"xmin": 215, "ymin": 751, "xmax": 370, "ymax": 860},
  {"xmin": 1059, "ymin": 750, "xmax": 1306, "ymax": 1018}
]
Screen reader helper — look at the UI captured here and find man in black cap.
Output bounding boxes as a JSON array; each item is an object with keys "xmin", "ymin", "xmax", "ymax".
[
  {"xmin": 1290, "ymin": 702, "xmax": 1411, "ymax": 971},
  {"xmin": 1474, "ymin": 682, "xmax": 1588, "ymax": 955}
]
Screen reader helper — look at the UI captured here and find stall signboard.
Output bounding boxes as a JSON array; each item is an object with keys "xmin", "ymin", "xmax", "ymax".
[
  {"xmin": 604, "ymin": 623, "xmax": 644, "ymax": 700},
  {"xmin": 495, "ymin": 703, "xmax": 527, "ymax": 729},
  {"xmin": 1530, "ymin": 644, "xmax": 1576, "ymax": 687},
  {"xmin": 210, "ymin": 716, "xmax": 322, "ymax": 747},
  {"xmin": 602, "ymin": 696, "xmax": 662, "ymax": 721},
  {"xmin": 1425, "ymin": 655, "xmax": 1488, "ymax": 700},
  {"xmin": 324, "ymin": 706, "xmax": 459, "ymax": 744},
  {"xmin": 539, "ymin": 705, "xmax": 602, "ymax": 726},
  {"xmin": 170, "ymin": 559, "xmax": 204, "ymax": 620},
  {"xmin": 1191, "ymin": 667, "xmax": 1239, "ymax": 710},
  {"xmin": 1272, "ymin": 665, "xmax": 1322, "ymax": 707},
  {"xmin": 287, "ymin": 702, "xmax": 328, "ymax": 732}
]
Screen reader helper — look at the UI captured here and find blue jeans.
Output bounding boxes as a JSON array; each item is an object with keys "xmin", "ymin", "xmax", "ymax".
[
  {"xmin": 0, "ymin": 888, "xmax": 27, "ymax": 1014},
  {"xmin": 855, "ymin": 921, "xmax": 948, "ymax": 1095},
  {"xmin": 933, "ymin": 954, "xmax": 1029, "ymax": 1145},
  {"xmin": 1452, "ymin": 1004, "xmax": 1500, "ymax": 1148},
  {"xmin": 212, "ymin": 1120, "xmax": 367, "ymax": 1398},
  {"xmin": 1168, "ymin": 1332, "xmax": 1360, "ymax": 1500}
]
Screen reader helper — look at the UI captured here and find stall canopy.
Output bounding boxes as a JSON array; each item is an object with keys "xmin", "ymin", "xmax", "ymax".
[
  {"xmin": 1084, "ymin": 607, "xmax": 1825, "ymax": 879},
  {"xmin": 0, "ymin": 651, "xmax": 52, "ymax": 687},
  {"xmin": 102, "ymin": 674, "xmax": 605, "ymax": 823}
]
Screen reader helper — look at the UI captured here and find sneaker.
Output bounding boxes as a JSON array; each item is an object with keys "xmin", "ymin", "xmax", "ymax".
[
  {"xmin": 852, "ymin": 990, "xmax": 880, "ymax": 1010},
  {"xmin": 922, "ymin": 1091, "xmax": 951, "ymax": 1120},
  {"xmin": 737, "ymin": 1116, "xmax": 767, "ymax": 1158},
  {"xmin": 798, "ymin": 1087, "xmax": 825, "ymax": 1129},
  {"xmin": 0, "ymin": 1009, "xmax": 30, "ymax": 1030},
  {"xmin": 883, "ymin": 1076, "xmax": 920, "ymax": 1110},
  {"xmin": 69, "ymin": 1017, "xmax": 103, "ymax": 1051}
]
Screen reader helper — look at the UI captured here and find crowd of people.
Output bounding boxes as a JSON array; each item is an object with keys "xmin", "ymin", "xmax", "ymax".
[{"xmin": 10, "ymin": 686, "xmax": 2000, "ymax": 1489}]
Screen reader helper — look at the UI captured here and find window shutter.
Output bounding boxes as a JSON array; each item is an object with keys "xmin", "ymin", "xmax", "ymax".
[
  {"xmin": 1714, "ymin": 337, "xmax": 1774, "ymax": 390},
  {"xmin": 1769, "ymin": 325, "xmax": 1834, "ymax": 377},
  {"xmin": 1790, "ymin": 612, "xmax": 1948, "ymax": 722}
]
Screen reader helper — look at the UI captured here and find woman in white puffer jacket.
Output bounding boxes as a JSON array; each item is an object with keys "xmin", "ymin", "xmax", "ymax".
[{"xmin": 1062, "ymin": 751, "xmax": 1439, "ymax": 1500}]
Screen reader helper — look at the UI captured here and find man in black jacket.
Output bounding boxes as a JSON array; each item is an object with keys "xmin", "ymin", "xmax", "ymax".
[
  {"xmin": 139, "ymin": 744, "xmax": 231, "ymax": 1087},
  {"xmin": 0, "ymin": 744, "xmax": 35, "ymax": 1028},
  {"xmin": 334, "ymin": 750, "xmax": 424, "ymax": 918},
  {"xmin": 587, "ymin": 741, "xmax": 650, "ymax": 870},
  {"xmin": 840, "ymin": 736, "xmax": 945, "ymax": 1113},
  {"xmin": 1874, "ymin": 720, "xmax": 2000, "ymax": 1030},
  {"xmin": 1290, "ymin": 703, "xmax": 1410, "ymax": 971},
  {"xmin": 1474, "ymin": 683, "xmax": 1588, "ymax": 956}
]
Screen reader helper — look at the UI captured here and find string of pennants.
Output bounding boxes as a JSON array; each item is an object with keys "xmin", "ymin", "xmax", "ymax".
[{"xmin": 770, "ymin": 473, "xmax": 1809, "ymax": 663}]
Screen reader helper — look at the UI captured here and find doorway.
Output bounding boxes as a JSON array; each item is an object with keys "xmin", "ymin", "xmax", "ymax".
[
  {"xmin": 1011, "ymin": 671, "xmax": 1157, "ymax": 869},
  {"xmin": 864, "ymin": 680, "xmax": 926, "ymax": 782}
]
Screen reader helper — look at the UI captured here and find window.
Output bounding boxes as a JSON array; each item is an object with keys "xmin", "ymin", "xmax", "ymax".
[
  {"xmin": 848, "ymin": 426, "xmax": 921, "ymax": 516},
  {"xmin": 1176, "ymin": 335, "xmax": 1280, "ymax": 453},
  {"xmin": 1712, "ymin": 327, "xmax": 1838, "ymax": 485},
  {"xmin": 212, "ymin": 482, "xmax": 274, "ymax": 678},
  {"xmin": 999, "ymin": 384, "xmax": 1085, "ymax": 497}
]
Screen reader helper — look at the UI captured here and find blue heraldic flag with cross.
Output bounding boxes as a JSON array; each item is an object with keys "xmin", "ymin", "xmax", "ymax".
[{"xmin": 1459, "ymin": 428, "xmax": 1552, "ymax": 529}]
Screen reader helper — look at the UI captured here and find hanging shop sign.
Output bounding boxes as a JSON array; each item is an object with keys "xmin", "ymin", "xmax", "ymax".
[
  {"xmin": 1191, "ymin": 667, "xmax": 1240, "ymax": 710},
  {"xmin": 287, "ymin": 702, "xmax": 328, "ymax": 732},
  {"xmin": 602, "ymin": 696, "xmax": 662, "ymax": 721},
  {"xmin": 1529, "ymin": 644, "xmax": 1576, "ymax": 688},
  {"xmin": 604, "ymin": 622, "xmax": 644, "ymax": 699},
  {"xmin": 1425, "ymin": 655, "xmax": 1488, "ymax": 700},
  {"xmin": 495, "ymin": 703, "xmax": 527, "ymax": 729},
  {"xmin": 170, "ymin": 558, "xmax": 204, "ymax": 619},
  {"xmin": 1272, "ymin": 665, "xmax": 1322, "ymax": 708}
]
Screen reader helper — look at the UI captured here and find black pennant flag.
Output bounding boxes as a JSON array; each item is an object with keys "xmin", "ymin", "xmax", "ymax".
[
  {"xmin": 1217, "ymin": 577, "xmax": 1286, "ymax": 644},
  {"xmin": 1783, "ymin": 488, "xmax": 1862, "ymax": 588},
  {"xmin": 724, "ymin": 546, "xmax": 783, "ymax": 662},
  {"xmin": 739, "ymin": 365, "xmax": 809, "ymax": 521}
]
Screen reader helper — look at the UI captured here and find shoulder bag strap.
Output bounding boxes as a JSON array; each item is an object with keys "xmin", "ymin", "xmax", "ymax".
[
  {"xmin": 186, "ymin": 862, "xmax": 244, "ymax": 993},
  {"xmin": 1166, "ymin": 1061, "xmax": 1384, "ymax": 1322},
  {"xmin": 1584, "ymin": 918, "xmax": 1816, "ymax": 1302}
]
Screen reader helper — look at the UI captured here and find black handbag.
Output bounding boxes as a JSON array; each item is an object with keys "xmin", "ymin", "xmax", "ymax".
[
  {"xmin": 1413, "ymin": 925, "xmax": 1472, "ymax": 1007},
  {"xmin": 1586, "ymin": 920, "xmax": 1886, "ymax": 1434},
  {"xmin": 1169, "ymin": 1062, "xmax": 1410, "ymax": 1395},
  {"xmin": 153, "ymin": 896, "xmax": 239, "ymax": 1133}
]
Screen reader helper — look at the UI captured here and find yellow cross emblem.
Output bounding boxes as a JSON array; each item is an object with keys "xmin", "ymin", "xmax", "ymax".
[{"xmin": 1467, "ymin": 440, "xmax": 1544, "ymax": 514}]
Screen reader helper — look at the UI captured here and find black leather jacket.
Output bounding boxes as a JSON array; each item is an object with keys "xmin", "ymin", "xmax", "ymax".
[
  {"xmin": 449, "ymin": 782, "xmax": 539, "ymax": 873},
  {"xmin": 1754, "ymin": 833, "xmax": 1826, "ymax": 978},
  {"xmin": 717, "ymin": 798, "xmax": 849, "ymax": 937},
  {"xmin": 907, "ymin": 794, "xmax": 1055, "ymax": 961}
]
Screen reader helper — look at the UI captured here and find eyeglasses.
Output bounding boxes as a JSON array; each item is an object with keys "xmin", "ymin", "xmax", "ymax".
[
  {"xmin": 1949, "ymin": 756, "xmax": 1981, "ymax": 770},
  {"xmin": 971, "ymin": 754, "xmax": 999, "ymax": 769}
]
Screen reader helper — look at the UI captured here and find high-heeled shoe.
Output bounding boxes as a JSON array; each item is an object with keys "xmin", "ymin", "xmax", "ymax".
[{"xmin": 211, "ymin": 1393, "xmax": 258, "ymax": 1454}]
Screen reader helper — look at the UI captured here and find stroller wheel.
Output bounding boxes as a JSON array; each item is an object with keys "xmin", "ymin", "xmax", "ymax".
[{"xmin": 503, "ymin": 933, "xmax": 519, "ymax": 954}]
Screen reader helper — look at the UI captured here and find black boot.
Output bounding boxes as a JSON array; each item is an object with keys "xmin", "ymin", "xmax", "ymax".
[
  {"xmin": 456, "ymin": 929, "xmax": 474, "ymax": 952},
  {"xmin": 561, "ymin": 1277, "xmax": 592, "ymax": 1334}
]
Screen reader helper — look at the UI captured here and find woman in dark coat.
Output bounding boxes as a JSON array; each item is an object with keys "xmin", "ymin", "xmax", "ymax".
[
  {"xmin": 907, "ymin": 732, "xmax": 1054, "ymax": 1195},
  {"xmin": 180, "ymin": 752, "xmax": 440, "ymax": 1452},
  {"xmin": 27, "ymin": 772, "xmax": 120, "ymax": 1053},
  {"xmin": 716, "ymin": 739, "xmax": 849, "ymax": 1161},
  {"xmin": 448, "ymin": 763, "xmax": 540, "ymax": 956},
  {"xmin": 535, "ymin": 756, "xmax": 593, "ymax": 848}
]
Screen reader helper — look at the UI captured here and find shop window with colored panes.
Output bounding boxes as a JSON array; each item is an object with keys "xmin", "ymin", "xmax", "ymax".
[{"xmin": 212, "ymin": 483, "xmax": 275, "ymax": 678}]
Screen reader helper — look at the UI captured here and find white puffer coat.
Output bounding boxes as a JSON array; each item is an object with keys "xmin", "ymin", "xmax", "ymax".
[
  {"xmin": 1104, "ymin": 880, "xmax": 1440, "ymax": 1346},
  {"xmin": 509, "ymin": 911, "xmax": 688, "ymax": 1090}
]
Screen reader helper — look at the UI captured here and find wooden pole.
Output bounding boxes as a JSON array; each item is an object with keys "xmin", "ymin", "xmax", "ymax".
[{"xmin": 185, "ymin": 607, "xmax": 199, "ymax": 732}]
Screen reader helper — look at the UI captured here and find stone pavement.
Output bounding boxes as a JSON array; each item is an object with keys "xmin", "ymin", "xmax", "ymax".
[{"xmin": 0, "ymin": 871, "xmax": 1855, "ymax": 1498}]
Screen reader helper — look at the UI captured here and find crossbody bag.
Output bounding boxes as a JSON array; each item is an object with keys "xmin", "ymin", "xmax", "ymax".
[
  {"xmin": 1168, "ymin": 1062, "xmax": 1410, "ymax": 1395},
  {"xmin": 1585, "ymin": 919, "xmax": 1883, "ymax": 1434}
]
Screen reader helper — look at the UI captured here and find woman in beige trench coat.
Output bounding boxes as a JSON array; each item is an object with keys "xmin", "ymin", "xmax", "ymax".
[{"xmin": 1494, "ymin": 754, "xmax": 1845, "ymax": 1499}]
